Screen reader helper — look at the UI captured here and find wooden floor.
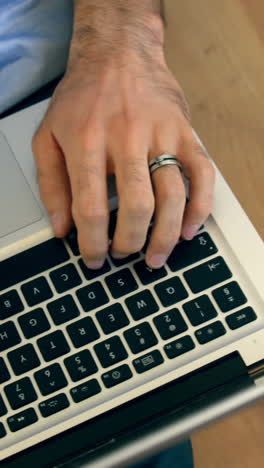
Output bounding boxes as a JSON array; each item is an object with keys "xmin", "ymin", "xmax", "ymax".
[{"xmin": 164, "ymin": 0, "xmax": 264, "ymax": 466}]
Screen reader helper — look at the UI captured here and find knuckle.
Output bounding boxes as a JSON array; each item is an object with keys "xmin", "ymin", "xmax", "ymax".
[
  {"xmin": 127, "ymin": 195, "xmax": 155, "ymax": 219},
  {"xmin": 72, "ymin": 197, "xmax": 107, "ymax": 225},
  {"xmin": 191, "ymin": 201, "xmax": 211, "ymax": 219}
]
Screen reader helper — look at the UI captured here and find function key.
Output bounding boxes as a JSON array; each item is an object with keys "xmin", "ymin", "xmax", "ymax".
[
  {"xmin": 50, "ymin": 263, "xmax": 81, "ymax": 293},
  {"xmin": 64, "ymin": 350, "xmax": 98, "ymax": 382},
  {"xmin": 195, "ymin": 321, "xmax": 226, "ymax": 344},
  {"xmin": 21, "ymin": 277, "xmax": 53, "ymax": 307},
  {"xmin": 124, "ymin": 322, "xmax": 158, "ymax": 354},
  {"xmin": 78, "ymin": 259, "xmax": 111, "ymax": 280},
  {"xmin": 34, "ymin": 363, "xmax": 68, "ymax": 396},
  {"xmin": 226, "ymin": 307, "xmax": 257, "ymax": 330},
  {"xmin": 153, "ymin": 309, "xmax": 188, "ymax": 340},
  {"xmin": 212, "ymin": 281, "xmax": 247, "ymax": 313},
  {"xmin": 183, "ymin": 295, "xmax": 218, "ymax": 326},
  {"xmin": 47, "ymin": 295, "xmax": 80, "ymax": 326},
  {"xmin": 0, "ymin": 321, "xmax": 21, "ymax": 352},
  {"xmin": 67, "ymin": 317, "xmax": 100, "ymax": 348},
  {"xmin": 0, "ymin": 238, "xmax": 69, "ymax": 293},
  {"xmin": 184, "ymin": 257, "xmax": 232, "ymax": 294},
  {"xmin": 76, "ymin": 282, "xmax": 109, "ymax": 312},
  {"xmin": 94, "ymin": 336, "xmax": 128, "ymax": 368},
  {"xmin": 4, "ymin": 377, "xmax": 38, "ymax": 410},
  {"xmin": 70, "ymin": 379, "xmax": 101, "ymax": 403},
  {"xmin": 168, "ymin": 232, "xmax": 218, "ymax": 272},
  {"xmin": 133, "ymin": 261, "xmax": 167, "ymax": 285},
  {"xmin": 0, "ymin": 290, "xmax": 24, "ymax": 320},
  {"xmin": 125, "ymin": 290, "xmax": 159, "ymax": 321},
  {"xmin": 96, "ymin": 304, "xmax": 129, "ymax": 335},
  {"xmin": 18, "ymin": 308, "xmax": 50, "ymax": 339},
  {"xmin": 66, "ymin": 229, "xmax": 80, "ymax": 256},
  {"xmin": 105, "ymin": 268, "xmax": 138, "ymax": 299},
  {"xmin": 39, "ymin": 393, "xmax": 69, "ymax": 418},
  {"xmin": 37, "ymin": 330, "xmax": 70, "ymax": 362},
  {"xmin": 110, "ymin": 252, "xmax": 140, "ymax": 268},
  {"xmin": 164, "ymin": 335, "xmax": 195, "ymax": 359},
  {"xmin": 0, "ymin": 357, "xmax": 11, "ymax": 384},
  {"xmin": 133, "ymin": 350, "xmax": 164, "ymax": 374},
  {"xmin": 0, "ymin": 422, "xmax": 6, "ymax": 439},
  {"xmin": 102, "ymin": 364, "xmax": 132, "ymax": 389},
  {"xmin": 7, "ymin": 408, "xmax": 38, "ymax": 432},
  {"xmin": 154, "ymin": 277, "xmax": 188, "ymax": 307},
  {"xmin": 0, "ymin": 394, "xmax": 7, "ymax": 417},
  {"xmin": 8, "ymin": 344, "xmax": 40, "ymax": 376}
]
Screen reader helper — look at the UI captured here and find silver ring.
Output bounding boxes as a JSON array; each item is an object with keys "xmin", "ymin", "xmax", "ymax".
[{"xmin": 149, "ymin": 154, "xmax": 183, "ymax": 175}]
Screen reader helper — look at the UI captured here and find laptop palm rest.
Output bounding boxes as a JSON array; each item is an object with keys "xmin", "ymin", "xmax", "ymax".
[{"xmin": 0, "ymin": 132, "xmax": 42, "ymax": 238}]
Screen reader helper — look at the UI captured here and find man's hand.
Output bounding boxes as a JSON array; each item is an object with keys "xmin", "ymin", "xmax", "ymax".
[{"xmin": 32, "ymin": 0, "xmax": 215, "ymax": 269}]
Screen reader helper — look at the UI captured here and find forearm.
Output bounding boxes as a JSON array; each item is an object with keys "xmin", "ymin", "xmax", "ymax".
[{"xmin": 68, "ymin": 0, "xmax": 165, "ymax": 69}]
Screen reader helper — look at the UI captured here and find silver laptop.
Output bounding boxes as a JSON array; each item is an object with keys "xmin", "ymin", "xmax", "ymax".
[{"xmin": 0, "ymin": 99, "xmax": 263, "ymax": 468}]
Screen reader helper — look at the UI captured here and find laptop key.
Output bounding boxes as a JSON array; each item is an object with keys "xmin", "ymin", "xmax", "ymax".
[
  {"xmin": 0, "ymin": 394, "xmax": 7, "ymax": 417},
  {"xmin": 76, "ymin": 282, "xmax": 109, "ymax": 312},
  {"xmin": 37, "ymin": 330, "xmax": 70, "ymax": 362},
  {"xmin": 50, "ymin": 263, "xmax": 82, "ymax": 293},
  {"xmin": 66, "ymin": 229, "xmax": 80, "ymax": 256},
  {"xmin": 7, "ymin": 408, "xmax": 38, "ymax": 432},
  {"xmin": 0, "ymin": 238, "xmax": 69, "ymax": 293},
  {"xmin": 164, "ymin": 335, "xmax": 195, "ymax": 359},
  {"xmin": 94, "ymin": 336, "xmax": 128, "ymax": 368},
  {"xmin": 67, "ymin": 317, "xmax": 100, "ymax": 348},
  {"xmin": 47, "ymin": 295, "xmax": 80, "ymax": 326},
  {"xmin": 184, "ymin": 257, "xmax": 232, "ymax": 294},
  {"xmin": 96, "ymin": 304, "xmax": 129, "ymax": 335},
  {"xmin": 226, "ymin": 307, "xmax": 257, "ymax": 330},
  {"xmin": 105, "ymin": 268, "xmax": 138, "ymax": 299},
  {"xmin": 0, "ymin": 290, "xmax": 24, "ymax": 320},
  {"xmin": 39, "ymin": 393, "xmax": 70, "ymax": 418},
  {"xmin": 212, "ymin": 281, "xmax": 247, "ymax": 313},
  {"xmin": 153, "ymin": 309, "xmax": 188, "ymax": 340},
  {"xmin": 195, "ymin": 321, "xmax": 226, "ymax": 344},
  {"xmin": 168, "ymin": 232, "xmax": 218, "ymax": 272},
  {"xmin": 110, "ymin": 252, "xmax": 140, "ymax": 268},
  {"xmin": 125, "ymin": 290, "xmax": 159, "ymax": 321},
  {"xmin": 154, "ymin": 277, "xmax": 188, "ymax": 307},
  {"xmin": 102, "ymin": 364, "xmax": 133, "ymax": 389},
  {"xmin": 124, "ymin": 322, "xmax": 158, "ymax": 354},
  {"xmin": 0, "ymin": 321, "xmax": 21, "ymax": 352},
  {"xmin": 78, "ymin": 258, "xmax": 111, "ymax": 280},
  {"xmin": 34, "ymin": 363, "xmax": 68, "ymax": 396},
  {"xmin": 183, "ymin": 295, "xmax": 218, "ymax": 326},
  {"xmin": 18, "ymin": 308, "xmax": 51, "ymax": 339},
  {"xmin": 133, "ymin": 260, "xmax": 167, "ymax": 285},
  {"xmin": 0, "ymin": 423, "xmax": 6, "ymax": 439},
  {"xmin": 0, "ymin": 357, "xmax": 11, "ymax": 384},
  {"xmin": 21, "ymin": 276, "xmax": 53, "ymax": 307},
  {"xmin": 70, "ymin": 379, "xmax": 101, "ymax": 403},
  {"xmin": 8, "ymin": 344, "xmax": 41, "ymax": 376},
  {"xmin": 4, "ymin": 377, "xmax": 38, "ymax": 410},
  {"xmin": 64, "ymin": 350, "xmax": 98, "ymax": 382},
  {"xmin": 133, "ymin": 350, "xmax": 164, "ymax": 374},
  {"xmin": 108, "ymin": 209, "xmax": 118, "ymax": 239}
]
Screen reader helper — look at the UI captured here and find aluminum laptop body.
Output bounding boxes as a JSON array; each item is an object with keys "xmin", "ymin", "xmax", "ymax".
[{"xmin": 0, "ymin": 100, "xmax": 263, "ymax": 468}]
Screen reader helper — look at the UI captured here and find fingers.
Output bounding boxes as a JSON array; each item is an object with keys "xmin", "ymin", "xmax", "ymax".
[
  {"xmin": 110, "ymin": 123, "xmax": 154, "ymax": 257},
  {"xmin": 32, "ymin": 124, "xmax": 72, "ymax": 237},
  {"xmin": 67, "ymin": 127, "xmax": 109, "ymax": 269},
  {"xmin": 180, "ymin": 138, "xmax": 215, "ymax": 240}
]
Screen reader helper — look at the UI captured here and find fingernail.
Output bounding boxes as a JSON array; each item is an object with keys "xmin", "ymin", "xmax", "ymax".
[
  {"xmin": 183, "ymin": 224, "xmax": 200, "ymax": 240},
  {"xmin": 51, "ymin": 213, "xmax": 64, "ymax": 235},
  {"xmin": 111, "ymin": 251, "xmax": 128, "ymax": 259},
  {"xmin": 85, "ymin": 260, "xmax": 104, "ymax": 270},
  {"xmin": 148, "ymin": 254, "xmax": 167, "ymax": 269}
]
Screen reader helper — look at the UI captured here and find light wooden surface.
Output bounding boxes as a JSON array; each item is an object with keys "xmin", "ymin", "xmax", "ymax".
[{"xmin": 165, "ymin": 0, "xmax": 264, "ymax": 466}]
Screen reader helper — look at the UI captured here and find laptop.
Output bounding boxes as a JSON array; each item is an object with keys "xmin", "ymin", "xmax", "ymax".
[{"xmin": 0, "ymin": 99, "xmax": 263, "ymax": 468}]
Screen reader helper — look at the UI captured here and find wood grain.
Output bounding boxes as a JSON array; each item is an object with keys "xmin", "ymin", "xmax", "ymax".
[{"xmin": 164, "ymin": 0, "xmax": 264, "ymax": 466}]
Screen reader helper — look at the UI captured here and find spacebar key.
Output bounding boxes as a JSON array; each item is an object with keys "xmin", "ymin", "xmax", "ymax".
[{"xmin": 0, "ymin": 239, "xmax": 69, "ymax": 292}]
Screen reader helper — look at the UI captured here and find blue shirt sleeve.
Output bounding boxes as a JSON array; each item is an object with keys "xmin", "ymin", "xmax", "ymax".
[{"xmin": 0, "ymin": 0, "xmax": 73, "ymax": 113}]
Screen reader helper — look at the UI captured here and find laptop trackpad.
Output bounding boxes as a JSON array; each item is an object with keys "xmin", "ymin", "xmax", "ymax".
[{"xmin": 0, "ymin": 132, "xmax": 42, "ymax": 238}]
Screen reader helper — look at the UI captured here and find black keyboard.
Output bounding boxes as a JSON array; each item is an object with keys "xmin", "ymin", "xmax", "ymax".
[{"xmin": 0, "ymin": 211, "xmax": 258, "ymax": 441}]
